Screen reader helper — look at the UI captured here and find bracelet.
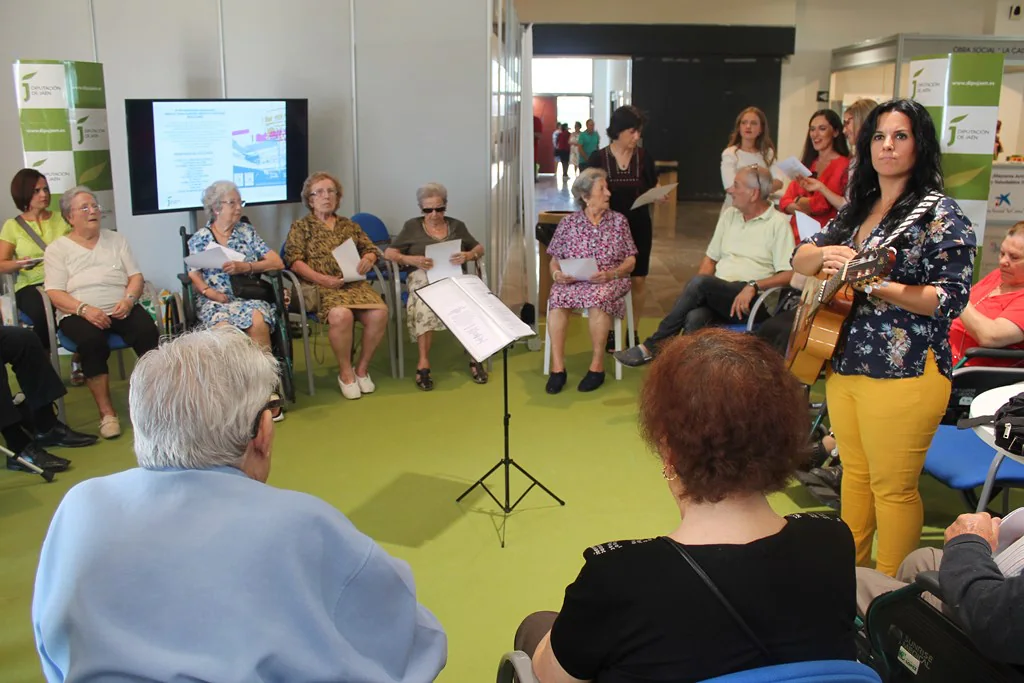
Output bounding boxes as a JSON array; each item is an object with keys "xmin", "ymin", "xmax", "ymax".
[
  {"xmin": 248, "ymin": 262, "xmax": 255, "ymax": 274},
  {"xmin": 76, "ymin": 302, "xmax": 88, "ymax": 316}
]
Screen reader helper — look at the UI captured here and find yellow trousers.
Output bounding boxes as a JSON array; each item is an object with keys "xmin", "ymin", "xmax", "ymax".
[{"xmin": 825, "ymin": 351, "xmax": 950, "ymax": 576}]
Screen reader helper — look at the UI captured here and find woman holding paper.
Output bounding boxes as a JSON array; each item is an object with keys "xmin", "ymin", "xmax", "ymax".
[
  {"xmin": 384, "ymin": 182, "xmax": 485, "ymax": 391},
  {"xmin": 546, "ymin": 168, "xmax": 637, "ymax": 394},
  {"xmin": 800, "ymin": 99, "xmax": 878, "ymax": 211},
  {"xmin": 284, "ymin": 172, "xmax": 388, "ymax": 400},
  {"xmin": 587, "ymin": 106, "xmax": 656, "ymax": 337},
  {"xmin": 187, "ymin": 182, "xmax": 284, "ymax": 351},
  {"xmin": 43, "ymin": 186, "xmax": 160, "ymax": 439},
  {"xmin": 779, "ymin": 109, "xmax": 850, "ymax": 241},
  {"xmin": 720, "ymin": 107, "xmax": 784, "ymax": 211}
]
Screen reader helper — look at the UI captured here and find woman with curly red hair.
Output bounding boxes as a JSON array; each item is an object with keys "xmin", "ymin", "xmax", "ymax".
[{"xmin": 515, "ymin": 329, "xmax": 857, "ymax": 683}]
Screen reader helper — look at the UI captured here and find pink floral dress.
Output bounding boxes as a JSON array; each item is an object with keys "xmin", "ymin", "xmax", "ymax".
[{"xmin": 547, "ymin": 209, "xmax": 637, "ymax": 319}]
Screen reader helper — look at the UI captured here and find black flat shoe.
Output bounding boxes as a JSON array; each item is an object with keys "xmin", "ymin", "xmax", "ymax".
[
  {"xmin": 809, "ymin": 464, "xmax": 843, "ymax": 491},
  {"xmin": 415, "ymin": 368, "xmax": 434, "ymax": 391},
  {"xmin": 577, "ymin": 370, "xmax": 605, "ymax": 392},
  {"xmin": 7, "ymin": 443, "xmax": 70, "ymax": 472},
  {"xmin": 546, "ymin": 371, "xmax": 567, "ymax": 394},
  {"xmin": 34, "ymin": 421, "xmax": 98, "ymax": 448}
]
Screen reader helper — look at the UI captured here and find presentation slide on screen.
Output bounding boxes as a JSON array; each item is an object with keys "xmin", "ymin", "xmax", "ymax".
[{"xmin": 153, "ymin": 101, "xmax": 288, "ymax": 211}]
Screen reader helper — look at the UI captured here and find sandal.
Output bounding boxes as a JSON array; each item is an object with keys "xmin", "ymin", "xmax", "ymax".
[
  {"xmin": 469, "ymin": 361, "xmax": 488, "ymax": 384},
  {"xmin": 415, "ymin": 368, "xmax": 434, "ymax": 391}
]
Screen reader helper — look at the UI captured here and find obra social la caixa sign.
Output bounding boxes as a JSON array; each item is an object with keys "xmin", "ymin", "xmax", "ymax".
[{"xmin": 12, "ymin": 60, "xmax": 116, "ymax": 230}]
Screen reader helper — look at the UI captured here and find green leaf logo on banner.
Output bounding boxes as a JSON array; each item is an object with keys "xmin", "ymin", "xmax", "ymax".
[
  {"xmin": 31, "ymin": 159, "xmax": 46, "ymax": 168},
  {"xmin": 78, "ymin": 161, "xmax": 107, "ymax": 185},
  {"xmin": 945, "ymin": 165, "xmax": 986, "ymax": 190},
  {"xmin": 20, "ymin": 71, "xmax": 37, "ymax": 103},
  {"xmin": 947, "ymin": 114, "xmax": 969, "ymax": 147},
  {"xmin": 911, "ymin": 68, "xmax": 924, "ymax": 99},
  {"xmin": 76, "ymin": 116, "xmax": 90, "ymax": 145}
]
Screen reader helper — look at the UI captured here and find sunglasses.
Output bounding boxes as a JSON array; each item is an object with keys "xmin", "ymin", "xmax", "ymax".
[
  {"xmin": 421, "ymin": 206, "xmax": 447, "ymax": 214},
  {"xmin": 250, "ymin": 397, "xmax": 282, "ymax": 439}
]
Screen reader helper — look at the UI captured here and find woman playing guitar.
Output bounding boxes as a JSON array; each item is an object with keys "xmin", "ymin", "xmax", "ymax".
[{"xmin": 791, "ymin": 99, "xmax": 976, "ymax": 577}]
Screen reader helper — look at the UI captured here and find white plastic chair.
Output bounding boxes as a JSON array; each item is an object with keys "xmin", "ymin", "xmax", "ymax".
[{"xmin": 543, "ymin": 291, "xmax": 635, "ymax": 381}]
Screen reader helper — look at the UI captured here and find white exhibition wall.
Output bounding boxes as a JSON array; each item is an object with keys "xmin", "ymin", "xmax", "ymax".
[{"xmin": 1, "ymin": 0, "xmax": 493, "ymax": 293}]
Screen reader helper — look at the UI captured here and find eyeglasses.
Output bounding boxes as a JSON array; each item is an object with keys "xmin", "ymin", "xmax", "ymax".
[
  {"xmin": 221, "ymin": 199, "xmax": 245, "ymax": 209},
  {"xmin": 421, "ymin": 206, "xmax": 447, "ymax": 214},
  {"xmin": 71, "ymin": 203, "xmax": 102, "ymax": 214},
  {"xmin": 250, "ymin": 397, "xmax": 282, "ymax": 439},
  {"xmin": 309, "ymin": 188, "xmax": 339, "ymax": 198}
]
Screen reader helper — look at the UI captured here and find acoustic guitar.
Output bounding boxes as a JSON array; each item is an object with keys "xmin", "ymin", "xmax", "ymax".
[{"xmin": 785, "ymin": 247, "xmax": 896, "ymax": 385}]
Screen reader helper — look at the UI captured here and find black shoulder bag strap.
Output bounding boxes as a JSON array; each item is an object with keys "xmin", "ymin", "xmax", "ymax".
[
  {"xmin": 661, "ymin": 537, "xmax": 774, "ymax": 663},
  {"xmin": 14, "ymin": 216, "xmax": 49, "ymax": 252}
]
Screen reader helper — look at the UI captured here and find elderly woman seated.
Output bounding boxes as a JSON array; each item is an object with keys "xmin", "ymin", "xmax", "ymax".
[
  {"xmin": 545, "ymin": 168, "xmax": 636, "ymax": 394},
  {"xmin": 384, "ymin": 182, "xmax": 486, "ymax": 391},
  {"xmin": 285, "ymin": 172, "xmax": 389, "ymax": 400},
  {"xmin": 43, "ymin": 186, "xmax": 159, "ymax": 439},
  {"xmin": 188, "ymin": 180, "xmax": 284, "ymax": 419},
  {"xmin": 516, "ymin": 330, "xmax": 857, "ymax": 682},
  {"xmin": 32, "ymin": 328, "xmax": 447, "ymax": 682}
]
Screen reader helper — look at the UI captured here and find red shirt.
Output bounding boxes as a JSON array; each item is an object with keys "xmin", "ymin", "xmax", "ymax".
[
  {"xmin": 950, "ymin": 270, "xmax": 1024, "ymax": 367},
  {"xmin": 779, "ymin": 155, "xmax": 850, "ymax": 242},
  {"xmin": 555, "ymin": 130, "xmax": 570, "ymax": 152}
]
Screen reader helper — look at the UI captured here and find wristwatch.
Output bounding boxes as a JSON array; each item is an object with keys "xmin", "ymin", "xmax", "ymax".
[{"xmin": 746, "ymin": 280, "xmax": 760, "ymax": 294}]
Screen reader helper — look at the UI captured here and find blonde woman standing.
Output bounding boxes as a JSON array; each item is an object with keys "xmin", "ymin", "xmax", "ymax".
[{"xmin": 720, "ymin": 107, "xmax": 785, "ymax": 211}]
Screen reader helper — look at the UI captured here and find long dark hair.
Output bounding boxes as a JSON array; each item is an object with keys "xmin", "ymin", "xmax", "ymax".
[
  {"xmin": 835, "ymin": 98, "xmax": 943, "ymax": 239},
  {"xmin": 801, "ymin": 109, "xmax": 849, "ymax": 168}
]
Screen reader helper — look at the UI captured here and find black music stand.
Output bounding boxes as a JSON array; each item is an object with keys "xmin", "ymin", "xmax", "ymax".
[{"xmin": 456, "ymin": 344, "xmax": 564, "ymax": 547}]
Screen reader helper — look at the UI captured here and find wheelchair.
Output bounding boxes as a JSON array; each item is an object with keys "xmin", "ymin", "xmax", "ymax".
[
  {"xmin": 169, "ymin": 224, "xmax": 296, "ymax": 404},
  {"xmin": 861, "ymin": 570, "xmax": 1024, "ymax": 682}
]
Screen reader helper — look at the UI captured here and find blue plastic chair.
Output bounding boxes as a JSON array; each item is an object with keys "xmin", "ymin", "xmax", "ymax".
[
  {"xmin": 700, "ymin": 660, "xmax": 882, "ymax": 682},
  {"xmin": 924, "ymin": 424, "xmax": 1024, "ymax": 513},
  {"xmin": 495, "ymin": 654, "xmax": 881, "ymax": 683},
  {"xmin": 721, "ymin": 286, "xmax": 790, "ymax": 334}
]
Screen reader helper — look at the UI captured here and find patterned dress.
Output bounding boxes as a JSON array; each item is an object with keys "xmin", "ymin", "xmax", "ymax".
[
  {"xmin": 188, "ymin": 222, "xmax": 277, "ymax": 332},
  {"xmin": 547, "ymin": 210, "xmax": 637, "ymax": 319},
  {"xmin": 284, "ymin": 213, "xmax": 386, "ymax": 323},
  {"xmin": 800, "ymin": 195, "xmax": 975, "ymax": 379}
]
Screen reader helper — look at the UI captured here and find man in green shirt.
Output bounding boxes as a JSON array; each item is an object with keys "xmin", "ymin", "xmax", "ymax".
[
  {"xmin": 577, "ymin": 119, "xmax": 600, "ymax": 171},
  {"xmin": 614, "ymin": 166, "xmax": 795, "ymax": 366}
]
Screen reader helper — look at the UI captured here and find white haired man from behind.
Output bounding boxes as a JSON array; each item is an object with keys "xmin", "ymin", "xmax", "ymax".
[{"xmin": 32, "ymin": 327, "xmax": 446, "ymax": 682}]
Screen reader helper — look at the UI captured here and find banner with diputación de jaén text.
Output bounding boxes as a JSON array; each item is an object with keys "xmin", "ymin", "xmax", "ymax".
[{"xmin": 12, "ymin": 59, "xmax": 116, "ymax": 231}]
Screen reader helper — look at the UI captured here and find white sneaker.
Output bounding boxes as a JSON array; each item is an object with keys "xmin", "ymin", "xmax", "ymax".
[
  {"xmin": 338, "ymin": 376, "xmax": 362, "ymax": 400},
  {"xmin": 355, "ymin": 373, "xmax": 375, "ymax": 394}
]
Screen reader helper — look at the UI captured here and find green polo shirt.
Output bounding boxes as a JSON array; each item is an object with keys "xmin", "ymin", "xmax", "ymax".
[{"xmin": 706, "ymin": 205, "xmax": 794, "ymax": 282}]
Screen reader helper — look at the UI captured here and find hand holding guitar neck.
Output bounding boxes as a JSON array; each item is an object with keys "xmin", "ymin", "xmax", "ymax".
[{"xmin": 820, "ymin": 245, "xmax": 858, "ymax": 277}]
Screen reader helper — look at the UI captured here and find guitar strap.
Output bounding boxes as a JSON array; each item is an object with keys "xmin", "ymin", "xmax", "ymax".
[{"xmin": 875, "ymin": 191, "xmax": 945, "ymax": 250}]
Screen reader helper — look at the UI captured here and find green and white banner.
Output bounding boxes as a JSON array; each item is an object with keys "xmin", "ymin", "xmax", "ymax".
[
  {"xmin": 910, "ymin": 52, "xmax": 1003, "ymax": 249},
  {"xmin": 12, "ymin": 60, "xmax": 115, "ymax": 230}
]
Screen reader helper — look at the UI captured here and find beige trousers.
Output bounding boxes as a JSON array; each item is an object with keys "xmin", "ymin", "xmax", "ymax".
[{"xmin": 855, "ymin": 546, "xmax": 947, "ymax": 618}]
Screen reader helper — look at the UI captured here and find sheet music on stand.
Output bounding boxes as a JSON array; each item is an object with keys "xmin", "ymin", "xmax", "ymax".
[{"xmin": 415, "ymin": 274, "xmax": 535, "ymax": 363}]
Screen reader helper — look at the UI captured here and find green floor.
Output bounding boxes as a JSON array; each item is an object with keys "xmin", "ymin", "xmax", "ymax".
[{"xmin": 0, "ymin": 323, "xmax": 992, "ymax": 682}]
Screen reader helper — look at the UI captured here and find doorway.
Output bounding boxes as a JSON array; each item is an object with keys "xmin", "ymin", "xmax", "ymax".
[{"xmin": 632, "ymin": 56, "xmax": 783, "ymax": 201}]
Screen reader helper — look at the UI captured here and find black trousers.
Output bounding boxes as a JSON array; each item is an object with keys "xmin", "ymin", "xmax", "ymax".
[
  {"xmin": 644, "ymin": 275, "xmax": 768, "ymax": 354},
  {"xmin": 16, "ymin": 285, "xmax": 50, "ymax": 350},
  {"xmin": 0, "ymin": 326, "xmax": 65, "ymax": 430},
  {"xmin": 57, "ymin": 306, "xmax": 159, "ymax": 378},
  {"xmin": 755, "ymin": 307, "xmax": 797, "ymax": 357}
]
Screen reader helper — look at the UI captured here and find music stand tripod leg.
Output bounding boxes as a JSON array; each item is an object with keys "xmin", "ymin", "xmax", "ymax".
[{"xmin": 455, "ymin": 345, "xmax": 564, "ymax": 521}]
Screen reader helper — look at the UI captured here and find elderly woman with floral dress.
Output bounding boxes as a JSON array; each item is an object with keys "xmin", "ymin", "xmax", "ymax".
[
  {"xmin": 546, "ymin": 168, "xmax": 636, "ymax": 394},
  {"xmin": 384, "ymin": 182, "xmax": 485, "ymax": 391},
  {"xmin": 188, "ymin": 180, "xmax": 285, "ymax": 419},
  {"xmin": 284, "ymin": 172, "xmax": 388, "ymax": 400}
]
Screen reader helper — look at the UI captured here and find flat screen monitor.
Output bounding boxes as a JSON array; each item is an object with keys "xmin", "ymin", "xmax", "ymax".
[{"xmin": 124, "ymin": 98, "xmax": 309, "ymax": 215}]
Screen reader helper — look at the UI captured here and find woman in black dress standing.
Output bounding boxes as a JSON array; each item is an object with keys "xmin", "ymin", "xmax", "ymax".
[{"xmin": 588, "ymin": 106, "xmax": 657, "ymax": 337}]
